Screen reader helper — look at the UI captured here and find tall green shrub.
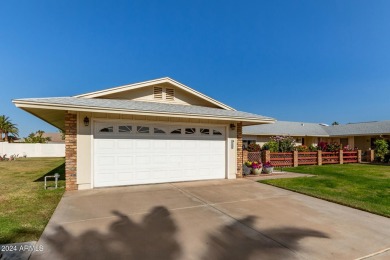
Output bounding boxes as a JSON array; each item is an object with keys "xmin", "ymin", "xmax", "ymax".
[
  {"xmin": 262, "ymin": 141, "xmax": 279, "ymax": 152},
  {"xmin": 374, "ymin": 139, "xmax": 389, "ymax": 162}
]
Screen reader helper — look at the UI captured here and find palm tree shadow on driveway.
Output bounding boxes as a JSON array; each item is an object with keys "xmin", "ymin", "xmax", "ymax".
[{"xmin": 44, "ymin": 206, "xmax": 329, "ymax": 260}]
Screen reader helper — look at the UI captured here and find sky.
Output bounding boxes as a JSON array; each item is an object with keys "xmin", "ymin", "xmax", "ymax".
[{"xmin": 1, "ymin": 0, "xmax": 390, "ymax": 138}]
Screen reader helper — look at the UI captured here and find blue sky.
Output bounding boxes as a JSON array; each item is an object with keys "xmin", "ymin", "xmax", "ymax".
[{"xmin": 1, "ymin": 0, "xmax": 390, "ymax": 137}]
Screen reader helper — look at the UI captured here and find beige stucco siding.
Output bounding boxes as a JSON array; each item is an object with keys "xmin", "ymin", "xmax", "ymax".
[
  {"xmin": 76, "ymin": 111, "xmax": 237, "ymax": 190},
  {"xmin": 354, "ymin": 136, "xmax": 372, "ymax": 150},
  {"xmin": 101, "ymin": 83, "xmax": 221, "ymax": 108}
]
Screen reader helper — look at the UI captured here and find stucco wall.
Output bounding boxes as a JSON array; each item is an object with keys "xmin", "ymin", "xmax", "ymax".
[
  {"xmin": 76, "ymin": 111, "xmax": 237, "ymax": 189},
  {"xmin": 102, "ymin": 83, "xmax": 220, "ymax": 108},
  {"xmin": 354, "ymin": 136, "xmax": 372, "ymax": 150}
]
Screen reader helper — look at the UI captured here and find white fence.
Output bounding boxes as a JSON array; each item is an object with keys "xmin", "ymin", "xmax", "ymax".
[{"xmin": 0, "ymin": 143, "xmax": 65, "ymax": 157}]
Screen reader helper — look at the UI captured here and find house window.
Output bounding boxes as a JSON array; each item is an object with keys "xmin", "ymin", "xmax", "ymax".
[
  {"xmin": 200, "ymin": 128, "xmax": 210, "ymax": 135},
  {"xmin": 185, "ymin": 128, "xmax": 196, "ymax": 135},
  {"xmin": 154, "ymin": 127, "xmax": 166, "ymax": 134},
  {"xmin": 170, "ymin": 128, "xmax": 181, "ymax": 134},
  {"xmin": 118, "ymin": 125, "xmax": 132, "ymax": 133},
  {"xmin": 166, "ymin": 88, "xmax": 175, "ymax": 101},
  {"xmin": 137, "ymin": 126, "xmax": 150, "ymax": 134},
  {"xmin": 99, "ymin": 126, "xmax": 113, "ymax": 133},
  {"xmin": 153, "ymin": 87, "xmax": 163, "ymax": 99}
]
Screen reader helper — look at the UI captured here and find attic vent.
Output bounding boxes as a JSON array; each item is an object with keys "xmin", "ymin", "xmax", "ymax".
[
  {"xmin": 166, "ymin": 88, "xmax": 175, "ymax": 101},
  {"xmin": 153, "ymin": 87, "xmax": 163, "ymax": 99}
]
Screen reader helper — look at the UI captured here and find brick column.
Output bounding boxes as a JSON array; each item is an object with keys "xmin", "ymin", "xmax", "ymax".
[
  {"xmin": 262, "ymin": 150, "xmax": 271, "ymax": 163},
  {"xmin": 242, "ymin": 150, "xmax": 248, "ymax": 165},
  {"xmin": 317, "ymin": 150, "xmax": 322, "ymax": 165},
  {"xmin": 236, "ymin": 122, "xmax": 243, "ymax": 178},
  {"xmin": 339, "ymin": 150, "xmax": 343, "ymax": 164},
  {"xmin": 293, "ymin": 151, "xmax": 298, "ymax": 167},
  {"xmin": 65, "ymin": 113, "xmax": 77, "ymax": 191}
]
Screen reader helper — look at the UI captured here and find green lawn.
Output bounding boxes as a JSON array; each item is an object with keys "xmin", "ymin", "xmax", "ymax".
[
  {"xmin": 260, "ymin": 164, "xmax": 390, "ymax": 217},
  {"xmin": 0, "ymin": 157, "xmax": 65, "ymax": 244}
]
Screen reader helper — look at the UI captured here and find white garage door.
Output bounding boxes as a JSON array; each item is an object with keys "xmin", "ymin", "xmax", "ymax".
[{"xmin": 93, "ymin": 121, "xmax": 226, "ymax": 188}]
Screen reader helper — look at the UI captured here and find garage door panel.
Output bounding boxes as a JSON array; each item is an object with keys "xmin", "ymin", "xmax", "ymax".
[
  {"xmin": 134, "ymin": 140, "xmax": 152, "ymax": 149},
  {"xmin": 116, "ymin": 156, "xmax": 133, "ymax": 166},
  {"xmin": 117, "ymin": 140, "xmax": 134, "ymax": 150},
  {"xmin": 95, "ymin": 172, "xmax": 115, "ymax": 182},
  {"xmin": 96, "ymin": 140, "xmax": 115, "ymax": 149},
  {"xmin": 94, "ymin": 123, "xmax": 226, "ymax": 187},
  {"xmin": 96, "ymin": 156, "xmax": 116, "ymax": 166}
]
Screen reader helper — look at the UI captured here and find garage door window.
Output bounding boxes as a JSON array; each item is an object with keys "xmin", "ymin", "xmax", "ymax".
[
  {"xmin": 119, "ymin": 125, "xmax": 132, "ymax": 133},
  {"xmin": 154, "ymin": 127, "xmax": 166, "ymax": 134},
  {"xmin": 171, "ymin": 128, "xmax": 181, "ymax": 134},
  {"xmin": 137, "ymin": 126, "xmax": 150, "ymax": 134},
  {"xmin": 200, "ymin": 128, "xmax": 210, "ymax": 135},
  {"xmin": 185, "ymin": 128, "xmax": 196, "ymax": 135},
  {"xmin": 99, "ymin": 126, "xmax": 113, "ymax": 133},
  {"xmin": 94, "ymin": 122, "xmax": 225, "ymax": 139},
  {"xmin": 213, "ymin": 129, "xmax": 223, "ymax": 135}
]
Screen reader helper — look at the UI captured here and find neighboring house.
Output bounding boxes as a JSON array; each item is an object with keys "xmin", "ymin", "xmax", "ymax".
[
  {"xmin": 13, "ymin": 77, "xmax": 275, "ymax": 190},
  {"xmin": 243, "ymin": 120, "xmax": 390, "ymax": 150},
  {"xmin": 42, "ymin": 132, "xmax": 65, "ymax": 143}
]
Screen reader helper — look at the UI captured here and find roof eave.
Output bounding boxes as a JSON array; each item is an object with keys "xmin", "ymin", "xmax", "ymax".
[{"xmin": 13, "ymin": 100, "xmax": 274, "ymax": 124}]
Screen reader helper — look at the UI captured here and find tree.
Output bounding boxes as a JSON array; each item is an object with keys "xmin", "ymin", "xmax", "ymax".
[
  {"xmin": 24, "ymin": 130, "xmax": 52, "ymax": 143},
  {"xmin": 331, "ymin": 121, "xmax": 339, "ymax": 126},
  {"xmin": 0, "ymin": 115, "xmax": 19, "ymax": 142}
]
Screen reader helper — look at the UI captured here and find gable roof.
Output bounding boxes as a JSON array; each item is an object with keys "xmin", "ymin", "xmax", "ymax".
[
  {"xmin": 243, "ymin": 120, "xmax": 390, "ymax": 137},
  {"xmin": 74, "ymin": 77, "xmax": 235, "ymax": 111}
]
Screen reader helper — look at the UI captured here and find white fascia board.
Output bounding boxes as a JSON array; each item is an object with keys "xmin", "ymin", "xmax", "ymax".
[{"xmin": 73, "ymin": 77, "xmax": 236, "ymax": 111}]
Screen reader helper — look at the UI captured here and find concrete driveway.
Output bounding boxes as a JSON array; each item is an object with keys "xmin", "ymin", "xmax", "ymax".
[{"xmin": 31, "ymin": 179, "xmax": 390, "ymax": 260}]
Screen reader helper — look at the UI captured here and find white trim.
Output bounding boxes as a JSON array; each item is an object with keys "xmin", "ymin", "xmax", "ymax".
[
  {"xmin": 90, "ymin": 119, "xmax": 95, "ymax": 189},
  {"xmin": 73, "ymin": 77, "xmax": 235, "ymax": 111}
]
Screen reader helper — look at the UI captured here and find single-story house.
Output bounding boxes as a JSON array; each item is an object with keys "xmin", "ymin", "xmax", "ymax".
[
  {"xmin": 13, "ymin": 77, "xmax": 275, "ymax": 190},
  {"xmin": 243, "ymin": 120, "xmax": 390, "ymax": 150}
]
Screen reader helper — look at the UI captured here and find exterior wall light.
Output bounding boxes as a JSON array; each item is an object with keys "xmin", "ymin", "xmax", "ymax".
[
  {"xmin": 83, "ymin": 116, "xmax": 90, "ymax": 127},
  {"xmin": 230, "ymin": 124, "xmax": 236, "ymax": 130}
]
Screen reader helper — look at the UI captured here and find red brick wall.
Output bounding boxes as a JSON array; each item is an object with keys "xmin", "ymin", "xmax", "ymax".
[
  {"xmin": 236, "ymin": 122, "xmax": 243, "ymax": 177},
  {"xmin": 65, "ymin": 113, "xmax": 77, "ymax": 191}
]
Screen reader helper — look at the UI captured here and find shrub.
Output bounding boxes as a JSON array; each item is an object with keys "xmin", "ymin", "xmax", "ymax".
[
  {"xmin": 270, "ymin": 136, "xmax": 296, "ymax": 152},
  {"xmin": 309, "ymin": 144, "xmax": 318, "ymax": 151},
  {"xmin": 374, "ymin": 139, "xmax": 389, "ymax": 162},
  {"xmin": 262, "ymin": 141, "xmax": 279, "ymax": 152},
  {"xmin": 317, "ymin": 142, "xmax": 327, "ymax": 151},
  {"xmin": 247, "ymin": 143, "xmax": 261, "ymax": 152},
  {"xmin": 296, "ymin": 145, "xmax": 309, "ymax": 152},
  {"xmin": 327, "ymin": 142, "xmax": 341, "ymax": 152}
]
